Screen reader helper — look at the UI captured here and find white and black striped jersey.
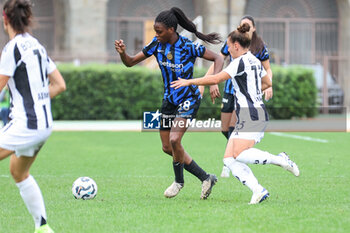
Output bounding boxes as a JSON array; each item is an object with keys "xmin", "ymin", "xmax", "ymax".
[
  {"xmin": 223, "ymin": 51, "xmax": 268, "ymax": 122},
  {"xmin": 0, "ymin": 33, "xmax": 56, "ymax": 130}
]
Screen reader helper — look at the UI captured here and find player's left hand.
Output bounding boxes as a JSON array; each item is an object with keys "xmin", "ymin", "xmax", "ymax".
[
  {"xmin": 209, "ymin": 85, "xmax": 220, "ymax": 104},
  {"xmin": 263, "ymin": 87, "xmax": 273, "ymax": 101},
  {"xmin": 170, "ymin": 78, "xmax": 190, "ymax": 89}
]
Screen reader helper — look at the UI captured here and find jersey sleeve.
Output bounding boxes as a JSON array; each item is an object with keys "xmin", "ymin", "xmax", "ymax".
[
  {"xmin": 260, "ymin": 65, "xmax": 267, "ymax": 78},
  {"xmin": 46, "ymin": 57, "xmax": 57, "ymax": 74},
  {"xmin": 223, "ymin": 58, "xmax": 243, "ymax": 78},
  {"xmin": 0, "ymin": 43, "xmax": 17, "ymax": 77},
  {"xmin": 142, "ymin": 37, "xmax": 158, "ymax": 57},
  {"xmin": 220, "ymin": 40, "xmax": 229, "ymax": 56},
  {"xmin": 189, "ymin": 42, "xmax": 206, "ymax": 58},
  {"xmin": 256, "ymin": 44, "xmax": 270, "ymax": 61}
]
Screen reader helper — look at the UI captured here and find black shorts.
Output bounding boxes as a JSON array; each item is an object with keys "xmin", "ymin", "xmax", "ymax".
[
  {"xmin": 221, "ymin": 92, "xmax": 236, "ymax": 113},
  {"xmin": 160, "ymin": 97, "xmax": 201, "ymax": 130}
]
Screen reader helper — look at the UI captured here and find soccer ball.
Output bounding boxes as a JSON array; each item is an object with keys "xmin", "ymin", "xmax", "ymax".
[{"xmin": 72, "ymin": 177, "xmax": 98, "ymax": 200}]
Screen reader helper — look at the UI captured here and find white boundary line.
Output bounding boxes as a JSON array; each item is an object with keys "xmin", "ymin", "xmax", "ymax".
[{"xmin": 269, "ymin": 132, "xmax": 329, "ymax": 143}]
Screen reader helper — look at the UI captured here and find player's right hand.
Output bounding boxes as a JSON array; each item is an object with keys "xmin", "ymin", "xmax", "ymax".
[{"xmin": 115, "ymin": 40, "xmax": 126, "ymax": 54}]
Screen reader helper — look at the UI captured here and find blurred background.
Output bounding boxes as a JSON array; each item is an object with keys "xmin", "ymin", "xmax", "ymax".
[{"xmin": 0, "ymin": 0, "xmax": 349, "ymax": 118}]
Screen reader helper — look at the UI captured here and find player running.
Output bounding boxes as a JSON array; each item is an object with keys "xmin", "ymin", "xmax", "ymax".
[
  {"xmin": 0, "ymin": 1, "xmax": 66, "ymax": 232},
  {"xmin": 171, "ymin": 23, "xmax": 299, "ymax": 204},
  {"xmin": 115, "ymin": 7, "xmax": 224, "ymax": 199}
]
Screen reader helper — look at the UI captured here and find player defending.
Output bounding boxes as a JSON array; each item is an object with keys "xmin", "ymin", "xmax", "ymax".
[
  {"xmin": 115, "ymin": 7, "xmax": 224, "ymax": 199},
  {"xmin": 0, "ymin": 0, "xmax": 66, "ymax": 232},
  {"xmin": 171, "ymin": 23, "xmax": 299, "ymax": 204}
]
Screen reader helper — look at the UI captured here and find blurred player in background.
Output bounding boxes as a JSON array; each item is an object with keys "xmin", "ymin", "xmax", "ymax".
[
  {"xmin": 115, "ymin": 7, "xmax": 224, "ymax": 199},
  {"xmin": 0, "ymin": 0, "xmax": 66, "ymax": 232},
  {"xmin": 171, "ymin": 23, "xmax": 299, "ymax": 204}
]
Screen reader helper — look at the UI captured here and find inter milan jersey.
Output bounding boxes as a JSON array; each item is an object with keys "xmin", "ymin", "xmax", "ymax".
[
  {"xmin": 142, "ymin": 35, "xmax": 204, "ymax": 105},
  {"xmin": 223, "ymin": 51, "xmax": 268, "ymax": 122},
  {"xmin": 0, "ymin": 33, "xmax": 56, "ymax": 129},
  {"xmin": 221, "ymin": 40, "xmax": 270, "ymax": 95}
]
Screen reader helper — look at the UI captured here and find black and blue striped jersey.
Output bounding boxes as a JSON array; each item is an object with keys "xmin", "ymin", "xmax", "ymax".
[
  {"xmin": 142, "ymin": 35, "xmax": 205, "ymax": 105},
  {"xmin": 221, "ymin": 40, "xmax": 270, "ymax": 95}
]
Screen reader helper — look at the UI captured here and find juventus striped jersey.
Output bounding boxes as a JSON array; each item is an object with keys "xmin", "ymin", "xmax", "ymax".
[
  {"xmin": 223, "ymin": 51, "xmax": 268, "ymax": 122},
  {"xmin": 221, "ymin": 40, "xmax": 270, "ymax": 95},
  {"xmin": 142, "ymin": 35, "xmax": 204, "ymax": 105},
  {"xmin": 0, "ymin": 33, "xmax": 56, "ymax": 130}
]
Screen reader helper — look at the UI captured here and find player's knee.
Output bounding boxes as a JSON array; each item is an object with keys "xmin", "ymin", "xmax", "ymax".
[
  {"xmin": 232, "ymin": 150, "xmax": 241, "ymax": 159},
  {"xmin": 162, "ymin": 145, "xmax": 172, "ymax": 156},
  {"xmin": 169, "ymin": 136, "xmax": 181, "ymax": 148},
  {"xmin": 10, "ymin": 168, "xmax": 28, "ymax": 183}
]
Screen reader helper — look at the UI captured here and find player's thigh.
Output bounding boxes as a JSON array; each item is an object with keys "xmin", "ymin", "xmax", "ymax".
[
  {"xmin": 224, "ymin": 138, "xmax": 255, "ymax": 158},
  {"xmin": 229, "ymin": 110, "xmax": 237, "ymax": 127},
  {"xmin": 221, "ymin": 112, "xmax": 233, "ymax": 131},
  {"xmin": 0, "ymin": 147, "xmax": 14, "ymax": 160},
  {"xmin": 160, "ymin": 129, "xmax": 171, "ymax": 149},
  {"xmin": 169, "ymin": 117, "xmax": 188, "ymax": 144}
]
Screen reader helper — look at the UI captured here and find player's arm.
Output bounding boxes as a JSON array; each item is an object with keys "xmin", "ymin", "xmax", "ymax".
[
  {"xmin": 0, "ymin": 75, "xmax": 9, "ymax": 92},
  {"xmin": 261, "ymin": 74, "xmax": 272, "ymax": 91},
  {"xmin": 201, "ymin": 49, "xmax": 224, "ymax": 103},
  {"xmin": 48, "ymin": 69, "xmax": 66, "ymax": 98},
  {"xmin": 115, "ymin": 40, "xmax": 147, "ymax": 67},
  {"xmin": 261, "ymin": 59, "xmax": 273, "ymax": 100},
  {"xmin": 171, "ymin": 71, "xmax": 230, "ymax": 89}
]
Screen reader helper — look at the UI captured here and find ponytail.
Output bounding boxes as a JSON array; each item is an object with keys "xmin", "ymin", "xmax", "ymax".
[{"xmin": 155, "ymin": 7, "xmax": 222, "ymax": 44}]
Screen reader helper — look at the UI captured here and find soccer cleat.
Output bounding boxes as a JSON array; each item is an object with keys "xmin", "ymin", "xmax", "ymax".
[
  {"xmin": 220, "ymin": 165, "xmax": 230, "ymax": 178},
  {"xmin": 249, "ymin": 188, "xmax": 269, "ymax": 204},
  {"xmin": 34, "ymin": 224, "xmax": 54, "ymax": 233},
  {"xmin": 164, "ymin": 181, "xmax": 184, "ymax": 198},
  {"xmin": 278, "ymin": 152, "xmax": 300, "ymax": 177},
  {"xmin": 201, "ymin": 174, "xmax": 218, "ymax": 200}
]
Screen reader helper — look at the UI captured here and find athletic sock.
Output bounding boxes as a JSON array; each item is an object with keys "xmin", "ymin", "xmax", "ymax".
[
  {"xmin": 221, "ymin": 131, "xmax": 229, "ymax": 139},
  {"xmin": 236, "ymin": 148, "xmax": 287, "ymax": 166},
  {"xmin": 184, "ymin": 160, "xmax": 209, "ymax": 182},
  {"xmin": 16, "ymin": 175, "xmax": 47, "ymax": 228},
  {"xmin": 228, "ymin": 126, "xmax": 235, "ymax": 138},
  {"xmin": 173, "ymin": 162, "xmax": 184, "ymax": 184},
  {"xmin": 223, "ymin": 157, "xmax": 263, "ymax": 193}
]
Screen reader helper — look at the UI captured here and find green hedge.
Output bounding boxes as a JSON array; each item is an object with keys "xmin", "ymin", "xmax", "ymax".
[
  {"xmin": 52, "ymin": 64, "xmax": 221, "ymax": 120},
  {"xmin": 264, "ymin": 65, "xmax": 318, "ymax": 119},
  {"xmin": 52, "ymin": 64, "xmax": 317, "ymax": 120}
]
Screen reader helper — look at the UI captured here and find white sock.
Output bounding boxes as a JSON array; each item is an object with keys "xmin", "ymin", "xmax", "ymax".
[
  {"xmin": 223, "ymin": 157, "xmax": 263, "ymax": 193},
  {"xmin": 16, "ymin": 175, "xmax": 47, "ymax": 228},
  {"xmin": 236, "ymin": 148, "xmax": 286, "ymax": 166}
]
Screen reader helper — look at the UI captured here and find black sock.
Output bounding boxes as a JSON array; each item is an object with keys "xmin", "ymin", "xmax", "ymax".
[
  {"xmin": 173, "ymin": 162, "xmax": 184, "ymax": 184},
  {"xmin": 184, "ymin": 160, "xmax": 209, "ymax": 182},
  {"xmin": 222, "ymin": 131, "xmax": 229, "ymax": 139},
  {"xmin": 40, "ymin": 216, "xmax": 47, "ymax": 226},
  {"xmin": 228, "ymin": 126, "xmax": 235, "ymax": 138}
]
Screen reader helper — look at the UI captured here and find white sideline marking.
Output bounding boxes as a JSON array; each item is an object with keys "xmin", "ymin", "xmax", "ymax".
[{"xmin": 269, "ymin": 132, "xmax": 329, "ymax": 143}]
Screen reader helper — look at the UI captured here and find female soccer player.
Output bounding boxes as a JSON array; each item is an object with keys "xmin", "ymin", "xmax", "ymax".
[
  {"xmin": 115, "ymin": 7, "xmax": 224, "ymax": 199},
  {"xmin": 171, "ymin": 23, "xmax": 299, "ymax": 204},
  {"xmin": 219, "ymin": 15, "xmax": 274, "ymax": 177},
  {"xmin": 0, "ymin": 0, "xmax": 66, "ymax": 232}
]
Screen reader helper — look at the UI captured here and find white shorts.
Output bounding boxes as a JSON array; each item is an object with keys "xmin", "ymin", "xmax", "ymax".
[
  {"xmin": 230, "ymin": 120, "xmax": 268, "ymax": 144},
  {"xmin": 0, "ymin": 119, "xmax": 52, "ymax": 157}
]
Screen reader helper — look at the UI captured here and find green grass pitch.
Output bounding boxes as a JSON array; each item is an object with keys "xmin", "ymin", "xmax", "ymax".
[{"xmin": 0, "ymin": 131, "xmax": 349, "ymax": 232}]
